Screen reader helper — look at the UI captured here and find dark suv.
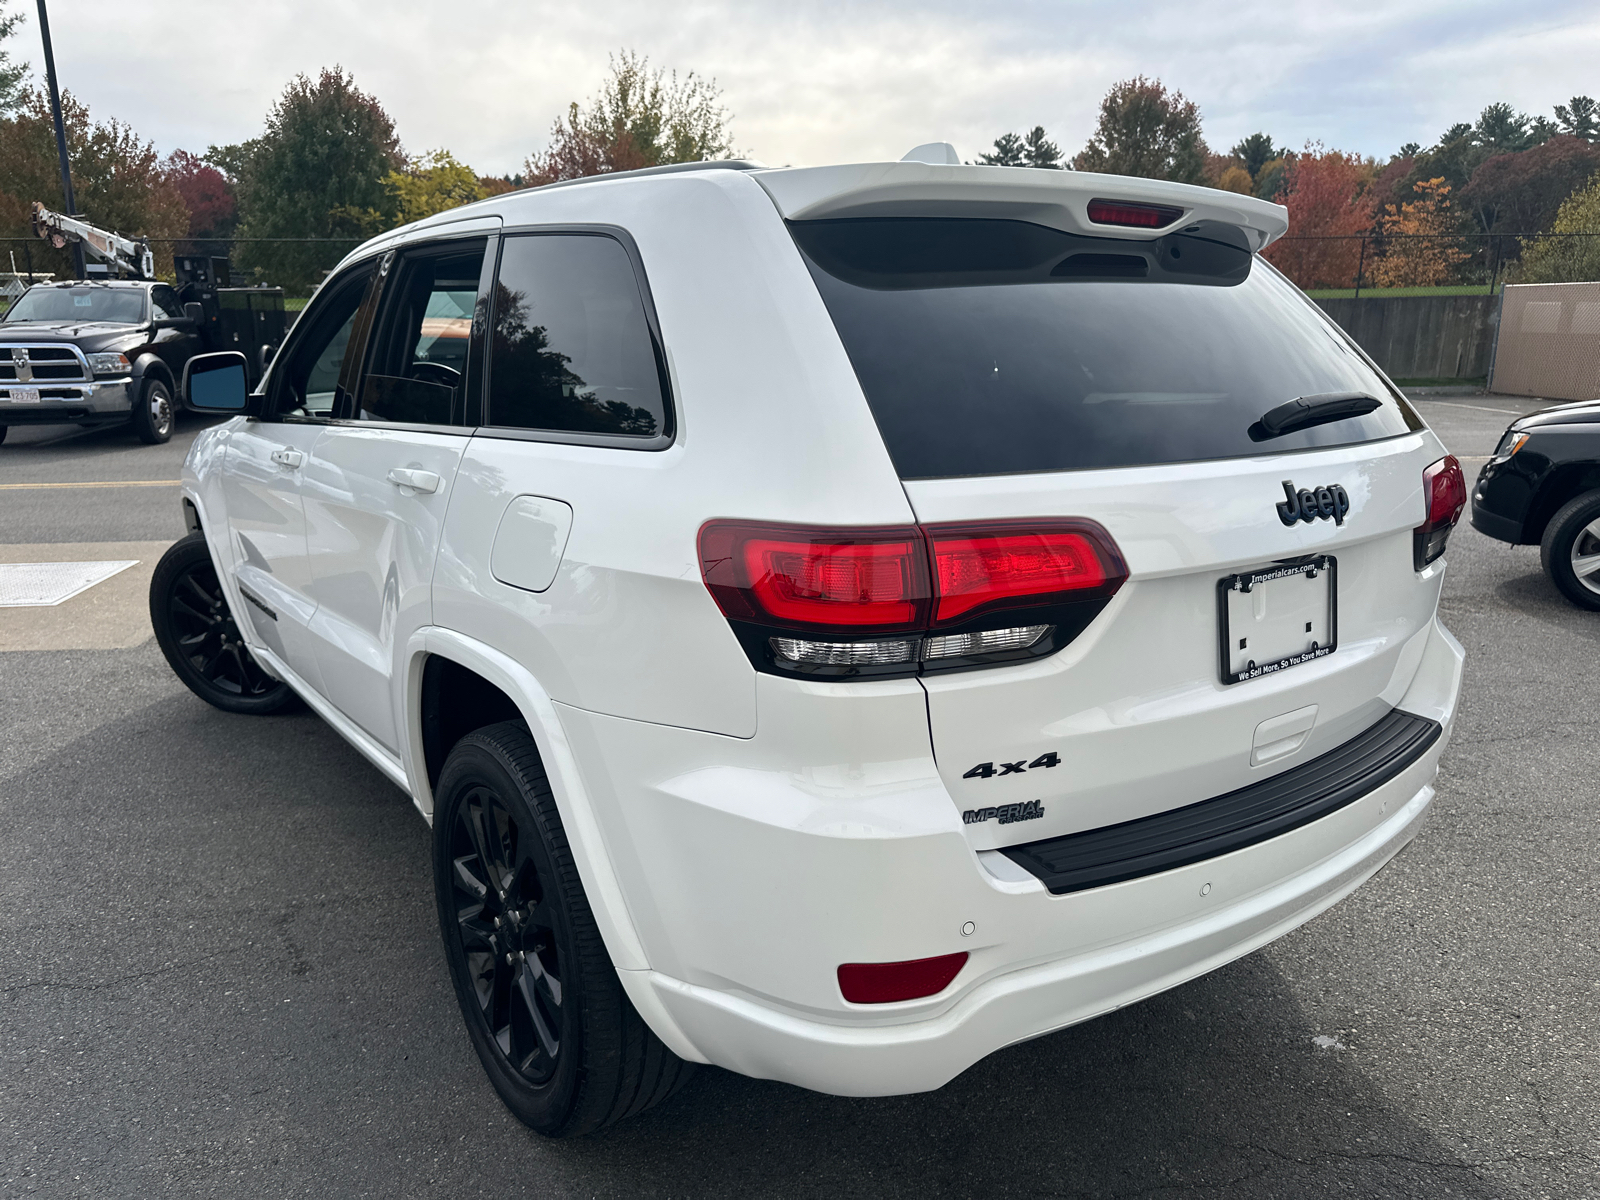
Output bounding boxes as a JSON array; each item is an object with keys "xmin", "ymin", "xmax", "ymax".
[
  {"xmin": 0, "ymin": 279, "xmax": 204, "ymax": 444},
  {"xmin": 1472, "ymin": 398, "xmax": 1600, "ymax": 610}
]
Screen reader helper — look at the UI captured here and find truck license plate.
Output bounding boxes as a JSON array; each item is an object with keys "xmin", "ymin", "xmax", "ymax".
[
  {"xmin": 1217, "ymin": 557, "xmax": 1337, "ymax": 685},
  {"xmin": 5, "ymin": 387, "xmax": 41, "ymax": 403}
]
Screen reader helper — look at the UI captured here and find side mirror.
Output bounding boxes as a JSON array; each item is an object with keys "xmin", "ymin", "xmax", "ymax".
[
  {"xmin": 152, "ymin": 316, "xmax": 195, "ymax": 330},
  {"xmin": 183, "ymin": 351, "xmax": 252, "ymax": 413},
  {"xmin": 183, "ymin": 302, "xmax": 205, "ymax": 324},
  {"xmin": 259, "ymin": 342, "xmax": 277, "ymax": 373}
]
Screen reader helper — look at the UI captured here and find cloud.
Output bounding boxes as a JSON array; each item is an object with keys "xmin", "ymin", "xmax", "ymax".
[{"xmin": 10, "ymin": 0, "xmax": 1597, "ymax": 174}]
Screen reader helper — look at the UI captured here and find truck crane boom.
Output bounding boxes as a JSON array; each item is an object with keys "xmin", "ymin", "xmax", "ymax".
[{"xmin": 30, "ymin": 201, "xmax": 155, "ymax": 280}]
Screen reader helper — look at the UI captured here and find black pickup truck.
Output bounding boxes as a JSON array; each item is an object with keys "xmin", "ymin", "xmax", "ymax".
[{"xmin": 0, "ymin": 275, "xmax": 284, "ymax": 446}]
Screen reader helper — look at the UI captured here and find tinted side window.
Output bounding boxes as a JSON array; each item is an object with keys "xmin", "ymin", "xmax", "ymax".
[
  {"xmin": 151, "ymin": 286, "xmax": 183, "ymax": 319},
  {"xmin": 274, "ymin": 263, "xmax": 376, "ymax": 418},
  {"xmin": 487, "ymin": 234, "xmax": 666, "ymax": 437},
  {"xmin": 358, "ymin": 239, "xmax": 487, "ymax": 426}
]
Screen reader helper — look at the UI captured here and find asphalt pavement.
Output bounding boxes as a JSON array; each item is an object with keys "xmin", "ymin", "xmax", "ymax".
[{"xmin": 1, "ymin": 400, "xmax": 1596, "ymax": 1198}]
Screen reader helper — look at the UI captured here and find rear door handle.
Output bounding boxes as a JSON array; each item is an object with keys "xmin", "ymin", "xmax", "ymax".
[
  {"xmin": 387, "ymin": 467, "xmax": 441, "ymax": 494},
  {"xmin": 270, "ymin": 447, "xmax": 303, "ymax": 468}
]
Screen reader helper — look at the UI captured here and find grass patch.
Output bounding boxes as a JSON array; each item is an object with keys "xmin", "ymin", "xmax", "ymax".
[
  {"xmin": 284, "ymin": 297, "xmax": 308, "ymax": 312},
  {"xmin": 1306, "ymin": 284, "xmax": 1502, "ymax": 299}
]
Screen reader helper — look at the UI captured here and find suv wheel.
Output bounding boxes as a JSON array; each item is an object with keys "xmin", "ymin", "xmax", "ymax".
[
  {"xmin": 149, "ymin": 533, "xmax": 299, "ymax": 713},
  {"xmin": 133, "ymin": 378, "xmax": 174, "ymax": 444},
  {"xmin": 433, "ymin": 721, "xmax": 693, "ymax": 1136},
  {"xmin": 0, "ymin": 425, "xmax": 7, "ymax": 445},
  {"xmin": 1540, "ymin": 489, "xmax": 1600, "ymax": 611}
]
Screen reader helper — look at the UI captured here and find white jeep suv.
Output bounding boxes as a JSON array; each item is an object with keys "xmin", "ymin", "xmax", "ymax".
[{"xmin": 152, "ymin": 154, "xmax": 1466, "ymax": 1136}]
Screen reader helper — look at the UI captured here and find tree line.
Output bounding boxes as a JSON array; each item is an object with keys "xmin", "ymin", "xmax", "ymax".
[
  {"xmin": 1, "ymin": 0, "xmax": 1594, "ymax": 295},
  {"xmin": 981, "ymin": 79, "xmax": 1600, "ymax": 288},
  {"xmin": 0, "ymin": 18, "xmax": 733, "ymax": 293}
]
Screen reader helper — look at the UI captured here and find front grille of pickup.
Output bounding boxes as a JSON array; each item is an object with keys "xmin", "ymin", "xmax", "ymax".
[
  {"xmin": 1, "ymin": 346, "xmax": 89, "ymax": 383},
  {"xmin": 1002, "ymin": 708, "xmax": 1442, "ymax": 895}
]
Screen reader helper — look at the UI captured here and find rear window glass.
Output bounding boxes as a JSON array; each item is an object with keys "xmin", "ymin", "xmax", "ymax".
[{"xmin": 791, "ymin": 218, "xmax": 1420, "ymax": 479}]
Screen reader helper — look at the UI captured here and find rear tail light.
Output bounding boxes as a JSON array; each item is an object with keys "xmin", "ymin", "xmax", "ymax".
[
  {"xmin": 838, "ymin": 952, "xmax": 968, "ymax": 1004},
  {"xmin": 1086, "ymin": 199, "xmax": 1185, "ymax": 228},
  {"xmin": 699, "ymin": 519, "xmax": 1126, "ymax": 677},
  {"xmin": 1415, "ymin": 455, "xmax": 1466, "ymax": 570}
]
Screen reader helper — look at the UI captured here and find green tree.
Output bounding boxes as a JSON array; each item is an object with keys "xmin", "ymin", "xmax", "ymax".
[
  {"xmin": 1022, "ymin": 126, "xmax": 1063, "ymax": 169},
  {"xmin": 1554, "ymin": 96, "xmax": 1598, "ymax": 141},
  {"xmin": 232, "ymin": 67, "xmax": 403, "ymax": 291},
  {"xmin": 978, "ymin": 131, "xmax": 1025, "ymax": 166},
  {"xmin": 1519, "ymin": 174, "xmax": 1600, "ymax": 282},
  {"xmin": 1230, "ymin": 132, "xmax": 1281, "ymax": 183},
  {"xmin": 0, "ymin": 89, "xmax": 188, "ymax": 278},
  {"xmin": 0, "ymin": 0, "xmax": 26, "ymax": 114},
  {"xmin": 525, "ymin": 51, "xmax": 734, "ymax": 185},
  {"xmin": 1073, "ymin": 77, "xmax": 1208, "ymax": 184},
  {"xmin": 1475, "ymin": 103, "xmax": 1534, "ymax": 153},
  {"xmin": 1254, "ymin": 156, "xmax": 1290, "ymax": 200},
  {"xmin": 384, "ymin": 149, "xmax": 486, "ymax": 225},
  {"xmin": 979, "ymin": 127, "xmax": 1061, "ymax": 169}
]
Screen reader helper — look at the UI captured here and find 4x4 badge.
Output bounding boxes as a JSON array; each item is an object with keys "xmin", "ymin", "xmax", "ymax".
[{"xmin": 1276, "ymin": 480, "xmax": 1350, "ymax": 527}]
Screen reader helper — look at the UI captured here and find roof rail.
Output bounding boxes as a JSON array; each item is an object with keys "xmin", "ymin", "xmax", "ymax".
[{"xmin": 527, "ymin": 158, "xmax": 769, "ymax": 195}]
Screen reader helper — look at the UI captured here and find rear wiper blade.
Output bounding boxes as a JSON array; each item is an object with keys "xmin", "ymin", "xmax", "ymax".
[{"xmin": 1250, "ymin": 392, "xmax": 1382, "ymax": 442}]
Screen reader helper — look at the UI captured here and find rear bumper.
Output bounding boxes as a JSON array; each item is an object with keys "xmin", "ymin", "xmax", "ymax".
[
  {"xmin": 0, "ymin": 380, "xmax": 133, "ymax": 424},
  {"xmin": 636, "ymin": 767, "xmax": 1436, "ymax": 1095},
  {"xmin": 572, "ymin": 616, "xmax": 1463, "ymax": 1096}
]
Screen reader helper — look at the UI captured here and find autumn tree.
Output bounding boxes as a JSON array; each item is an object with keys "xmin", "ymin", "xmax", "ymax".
[
  {"xmin": 1370, "ymin": 177, "xmax": 1470, "ymax": 287},
  {"xmin": 232, "ymin": 67, "xmax": 403, "ymax": 290},
  {"xmin": 163, "ymin": 149, "xmax": 236, "ymax": 257},
  {"xmin": 1073, "ymin": 77, "xmax": 1208, "ymax": 184},
  {"xmin": 1461, "ymin": 135, "xmax": 1600, "ymax": 237},
  {"xmin": 0, "ymin": 89, "xmax": 187, "ymax": 278},
  {"xmin": 0, "ymin": 0, "xmax": 26, "ymax": 114},
  {"xmin": 525, "ymin": 51, "xmax": 734, "ymax": 186},
  {"xmin": 1216, "ymin": 165, "xmax": 1253, "ymax": 195},
  {"xmin": 1261, "ymin": 146, "xmax": 1375, "ymax": 290},
  {"xmin": 1518, "ymin": 174, "xmax": 1600, "ymax": 283},
  {"xmin": 1254, "ymin": 155, "xmax": 1290, "ymax": 200}
]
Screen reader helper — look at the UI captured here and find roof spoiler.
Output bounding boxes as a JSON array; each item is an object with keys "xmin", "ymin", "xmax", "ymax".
[{"xmin": 754, "ymin": 162, "xmax": 1290, "ymax": 252}]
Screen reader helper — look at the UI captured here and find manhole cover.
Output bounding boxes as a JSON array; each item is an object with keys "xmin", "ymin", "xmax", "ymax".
[{"xmin": 0, "ymin": 560, "xmax": 139, "ymax": 607}]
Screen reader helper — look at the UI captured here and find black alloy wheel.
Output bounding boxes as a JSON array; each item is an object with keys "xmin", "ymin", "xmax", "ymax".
[
  {"xmin": 448, "ymin": 782, "xmax": 567, "ymax": 1086},
  {"xmin": 433, "ymin": 722, "xmax": 693, "ymax": 1136},
  {"xmin": 133, "ymin": 378, "xmax": 174, "ymax": 444},
  {"xmin": 149, "ymin": 532, "xmax": 298, "ymax": 714}
]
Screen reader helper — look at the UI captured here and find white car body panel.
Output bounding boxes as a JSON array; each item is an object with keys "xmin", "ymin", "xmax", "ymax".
[{"xmin": 178, "ymin": 161, "xmax": 1465, "ymax": 1099}]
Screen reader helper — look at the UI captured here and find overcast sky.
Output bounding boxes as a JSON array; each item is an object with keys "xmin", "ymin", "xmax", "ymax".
[{"xmin": 10, "ymin": 0, "xmax": 1599, "ymax": 175}]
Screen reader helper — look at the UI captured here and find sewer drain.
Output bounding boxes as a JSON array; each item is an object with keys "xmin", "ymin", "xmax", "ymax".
[{"xmin": 0, "ymin": 560, "xmax": 139, "ymax": 607}]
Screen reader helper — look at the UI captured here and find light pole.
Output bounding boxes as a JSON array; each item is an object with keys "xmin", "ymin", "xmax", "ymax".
[{"xmin": 35, "ymin": 0, "xmax": 86, "ymax": 280}]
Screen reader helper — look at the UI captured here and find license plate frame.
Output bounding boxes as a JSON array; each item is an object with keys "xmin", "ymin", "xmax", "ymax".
[
  {"xmin": 1216, "ymin": 556, "xmax": 1337, "ymax": 685},
  {"xmin": 5, "ymin": 387, "xmax": 41, "ymax": 404}
]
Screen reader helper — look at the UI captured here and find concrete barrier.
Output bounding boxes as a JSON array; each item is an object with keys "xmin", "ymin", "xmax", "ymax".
[
  {"xmin": 1313, "ymin": 294, "xmax": 1499, "ymax": 381},
  {"xmin": 1489, "ymin": 282, "xmax": 1600, "ymax": 402}
]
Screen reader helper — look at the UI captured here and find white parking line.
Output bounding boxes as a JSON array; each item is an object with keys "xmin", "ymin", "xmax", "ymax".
[{"xmin": 0, "ymin": 560, "xmax": 139, "ymax": 607}]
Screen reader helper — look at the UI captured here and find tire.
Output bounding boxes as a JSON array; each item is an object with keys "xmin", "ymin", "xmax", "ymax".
[
  {"xmin": 0, "ymin": 425, "xmax": 7, "ymax": 445},
  {"xmin": 133, "ymin": 377, "xmax": 175, "ymax": 444},
  {"xmin": 149, "ymin": 532, "xmax": 300, "ymax": 714},
  {"xmin": 1540, "ymin": 490, "xmax": 1600, "ymax": 612},
  {"xmin": 433, "ymin": 721, "xmax": 694, "ymax": 1137}
]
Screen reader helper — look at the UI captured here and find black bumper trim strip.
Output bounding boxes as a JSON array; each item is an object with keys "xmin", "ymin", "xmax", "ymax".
[{"xmin": 1001, "ymin": 708, "xmax": 1442, "ymax": 895}]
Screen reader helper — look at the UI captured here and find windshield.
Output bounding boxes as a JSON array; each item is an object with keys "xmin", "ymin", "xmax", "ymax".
[
  {"xmin": 791, "ymin": 218, "xmax": 1421, "ymax": 479},
  {"xmin": 3, "ymin": 286, "xmax": 146, "ymax": 325}
]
